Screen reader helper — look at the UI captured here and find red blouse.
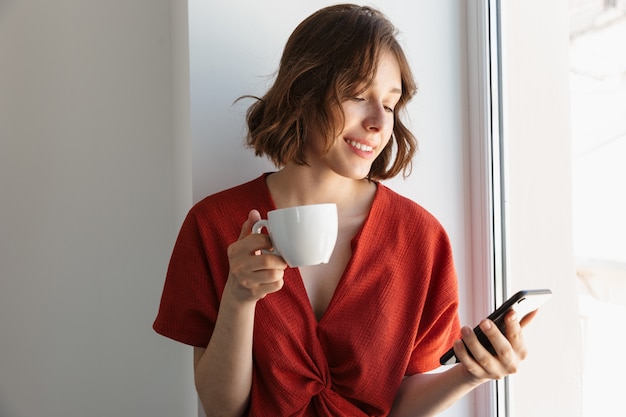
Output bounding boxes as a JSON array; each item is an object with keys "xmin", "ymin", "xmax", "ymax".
[{"xmin": 153, "ymin": 174, "xmax": 460, "ymax": 416}]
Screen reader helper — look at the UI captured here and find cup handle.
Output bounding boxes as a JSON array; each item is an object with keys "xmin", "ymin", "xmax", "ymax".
[{"xmin": 251, "ymin": 219, "xmax": 281, "ymax": 256}]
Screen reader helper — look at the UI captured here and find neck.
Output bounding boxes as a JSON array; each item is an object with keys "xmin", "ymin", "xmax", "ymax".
[{"xmin": 266, "ymin": 164, "xmax": 375, "ymax": 212}]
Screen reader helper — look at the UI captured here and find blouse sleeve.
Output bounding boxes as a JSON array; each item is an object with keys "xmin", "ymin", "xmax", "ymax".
[
  {"xmin": 406, "ymin": 222, "xmax": 461, "ymax": 374},
  {"xmin": 153, "ymin": 208, "xmax": 221, "ymax": 348}
]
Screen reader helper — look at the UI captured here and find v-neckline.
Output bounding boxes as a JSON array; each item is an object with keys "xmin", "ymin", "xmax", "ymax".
[
  {"xmin": 259, "ymin": 172, "xmax": 381, "ymax": 325},
  {"xmin": 296, "ymin": 195, "xmax": 379, "ymax": 326}
]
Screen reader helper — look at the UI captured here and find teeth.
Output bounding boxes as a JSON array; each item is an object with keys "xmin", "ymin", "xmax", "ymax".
[{"xmin": 347, "ymin": 140, "xmax": 373, "ymax": 152}]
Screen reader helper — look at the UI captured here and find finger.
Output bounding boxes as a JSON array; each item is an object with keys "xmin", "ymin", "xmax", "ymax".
[
  {"xmin": 460, "ymin": 323, "xmax": 490, "ymax": 358},
  {"xmin": 504, "ymin": 310, "xmax": 529, "ymax": 361},
  {"xmin": 452, "ymin": 338, "xmax": 474, "ymax": 365},
  {"xmin": 227, "ymin": 252, "xmax": 287, "ymax": 299},
  {"xmin": 228, "ymin": 231, "xmax": 272, "ymax": 262},
  {"xmin": 258, "ymin": 274, "xmax": 285, "ymax": 294},
  {"xmin": 504, "ymin": 310, "xmax": 520, "ymax": 337},
  {"xmin": 230, "ymin": 235, "xmax": 286, "ymax": 274},
  {"xmin": 468, "ymin": 320, "xmax": 510, "ymax": 370},
  {"xmin": 238, "ymin": 263, "xmax": 286, "ymax": 287},
  {"xmin": 519, "ymin": 308, "xmax": 539, "ymax": 327},
  {"xmin": 227, "ymin": 268, "xmax": 285, "ymax": 302},
  {"xmin": 239, "ymin": 209, "xmax": 262, "ymax": 240},
  {"xmin": 453, "ymin": 328, "xmax": 488, "ymax": 381},
  {"xmin": 250, "ymin": 246, "xmax": 289, "ymax": 272},
  {"xmin": 453, "ymin": 328, "xmax": 475, "ymax": 363}
]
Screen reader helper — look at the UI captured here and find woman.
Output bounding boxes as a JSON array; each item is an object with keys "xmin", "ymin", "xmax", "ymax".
[{"xmin": 154, "ymin": 4, "xmax": 533, "ymax": 416}]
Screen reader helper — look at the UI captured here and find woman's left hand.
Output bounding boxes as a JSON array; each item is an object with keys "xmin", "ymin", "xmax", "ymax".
[{"xmin": 453, "ymin": 309, "xmax": 538, "ymax": 384}]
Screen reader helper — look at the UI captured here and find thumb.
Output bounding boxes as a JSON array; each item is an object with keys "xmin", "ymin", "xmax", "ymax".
[{"xmin": 239, "ymin": 209, "xmax": 262, "ymax": 240}]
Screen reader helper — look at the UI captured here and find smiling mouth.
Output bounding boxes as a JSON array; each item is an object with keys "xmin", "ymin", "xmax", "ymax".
[{"xmin": 346, "ymin": 139, "xmax": 374, "ymax": 152}]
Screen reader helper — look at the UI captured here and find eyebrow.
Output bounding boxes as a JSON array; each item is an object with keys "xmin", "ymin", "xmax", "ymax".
[{"xmin": 389, "ymin": 88, "xmax": 402, "ymax": 95}]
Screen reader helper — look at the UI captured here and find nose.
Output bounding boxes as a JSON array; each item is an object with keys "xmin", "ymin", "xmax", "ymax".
[{"xmin": 363, "ymin": 103, "xmax": 388, "ymax": 132}]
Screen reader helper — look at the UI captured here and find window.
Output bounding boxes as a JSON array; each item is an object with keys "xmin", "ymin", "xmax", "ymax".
[
  {"xmin": 496, "ymin": 0, "xmax": 583, "ymax": 416},
  {"xmin": 569, "ymin": 1, "xmax": 626, "ymax": 415}
]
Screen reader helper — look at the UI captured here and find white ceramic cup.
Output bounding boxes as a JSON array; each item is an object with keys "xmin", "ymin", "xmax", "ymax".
[{"xmin": 252, "ymin": 203, "xmax": 338, "ymax": 267}]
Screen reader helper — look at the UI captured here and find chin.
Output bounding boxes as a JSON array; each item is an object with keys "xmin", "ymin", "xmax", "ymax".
[{"xmin": 341, "ymin": 170, "xmax": 371, "ymax": 181}]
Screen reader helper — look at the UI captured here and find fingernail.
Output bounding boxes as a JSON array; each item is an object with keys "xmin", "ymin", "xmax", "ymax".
[
  {"xmin": 480, "ymin": 320, "xmax": 492, "ymax": 331},
  {"xmin": 461, "ymin": 326, "xmax": 472, "ymax": 337}
]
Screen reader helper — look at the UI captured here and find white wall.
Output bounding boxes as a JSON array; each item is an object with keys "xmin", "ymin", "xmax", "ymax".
[
  {"xmin": 189, "ymin": 1, "xmax": 474, "ymax": 416},
  {"xmin": 0, "ymin": 1, "xmax": 195, "ymax": 417}
]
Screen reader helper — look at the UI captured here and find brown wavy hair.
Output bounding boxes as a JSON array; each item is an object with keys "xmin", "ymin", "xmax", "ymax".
[{"xmin": 244, "ymin": 4, "xmax": 418, "ymax": 180}]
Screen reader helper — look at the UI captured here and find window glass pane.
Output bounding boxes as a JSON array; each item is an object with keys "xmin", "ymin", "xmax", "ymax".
[{"xmin": 569, "ymin": 1, "xmax": 626, "ymax": 416}]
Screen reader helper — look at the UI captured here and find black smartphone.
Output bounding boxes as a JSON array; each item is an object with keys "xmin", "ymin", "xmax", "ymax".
[{"xmin": 439, "ymin": 289, "xmax": 552, "ymax": 366}]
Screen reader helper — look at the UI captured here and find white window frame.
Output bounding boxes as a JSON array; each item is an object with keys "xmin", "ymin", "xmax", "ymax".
[{"xmin": 466, "ymin": 0, "xmax": 509, "ymax": 415}]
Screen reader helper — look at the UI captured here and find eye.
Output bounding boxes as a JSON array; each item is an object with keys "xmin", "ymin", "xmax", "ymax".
[
  {"xmin": 351, "ymin": 97, "xmax": 365, "ymax": 102},
  {"xmin": 384, "ymin": 105, "xmax": 395, "ymax": 113}
]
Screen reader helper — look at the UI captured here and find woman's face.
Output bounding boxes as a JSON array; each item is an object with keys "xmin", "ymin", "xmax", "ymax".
[{"xmin": 306, "ymin": 49, "xmax": 402, "ymax": 180}]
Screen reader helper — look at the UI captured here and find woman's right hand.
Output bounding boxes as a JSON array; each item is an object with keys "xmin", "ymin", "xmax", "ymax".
[
  {"xmin": 224, "ymin": 209, "xmax": 288, "ymax": 304},
  {"xmin": 196, "ymin": 209, "xmax": 285, "ymax": 417}
]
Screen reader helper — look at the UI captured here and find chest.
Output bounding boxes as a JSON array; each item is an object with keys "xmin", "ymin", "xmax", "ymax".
[{"xmin": 298, "ymin": 218, "xmax": 358, "ymax": 321}]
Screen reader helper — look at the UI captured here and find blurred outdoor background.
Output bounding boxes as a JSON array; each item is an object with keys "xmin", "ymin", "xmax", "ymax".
[{"xmin": 569, "ymin": 1, "xmax": 626, "ymax": 415}]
